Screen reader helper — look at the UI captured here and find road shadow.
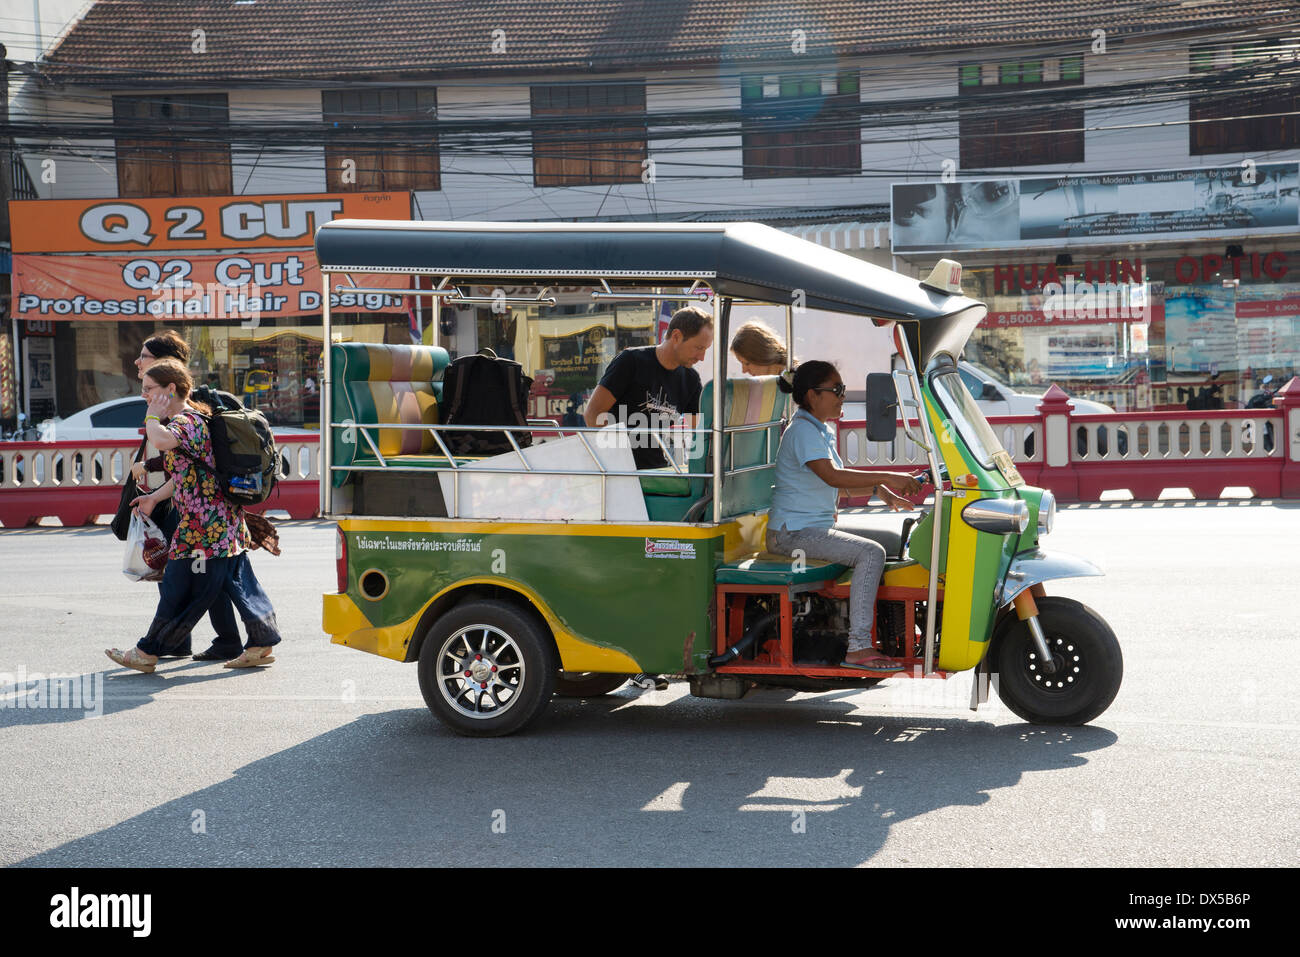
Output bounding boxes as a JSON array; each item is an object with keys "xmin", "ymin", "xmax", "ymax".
[
  {"xmin": 0, "ymin": 662, "xmax": 251, "ymax": 727},
  {"xmin": 18, "ymin": 687, "xmax": 1118, "ymax": 867}
]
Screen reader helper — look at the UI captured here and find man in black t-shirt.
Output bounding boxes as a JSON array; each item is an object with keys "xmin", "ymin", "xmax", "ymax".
[{"xmin": 584, "ymin": 306, "xmax": 713, "ymax": 469}]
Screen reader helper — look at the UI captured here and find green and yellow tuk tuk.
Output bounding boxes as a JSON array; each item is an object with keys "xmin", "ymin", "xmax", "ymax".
[{"xmin": 317, "ymin": 221, "xmax": 1122, "ymax": 736}]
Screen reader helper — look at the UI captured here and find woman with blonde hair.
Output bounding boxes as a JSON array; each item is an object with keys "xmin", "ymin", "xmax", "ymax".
[
  {"xmin": 730, "ymin": 320, "xmax": 789, "ymax": 376},
  {"xmin": 106, "ymin": 358, "xmax": 282, "ymax": 673}
]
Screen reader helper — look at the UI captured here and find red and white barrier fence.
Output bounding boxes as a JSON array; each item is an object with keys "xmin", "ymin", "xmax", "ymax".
[
  {"xmin": 0, "ymin": 433, "xmax": 321, "ymax": 527},
  {"xmin": 5, "ymin": 378, "xmax": 1299, "ymax": 526},
  {"xmin": 837, "ymin": 377, "xmax": 1300, "ymax": 503}
]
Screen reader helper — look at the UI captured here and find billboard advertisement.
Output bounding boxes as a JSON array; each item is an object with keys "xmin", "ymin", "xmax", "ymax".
[{"xmin": 892, "ymin": 163, "xmax": 1300, "ymax": 253}]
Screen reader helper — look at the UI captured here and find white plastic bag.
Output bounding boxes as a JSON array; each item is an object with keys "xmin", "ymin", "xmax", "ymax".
[{"xmin": 122, "ymin": 510, "xmax": 167, "ymax": 582}]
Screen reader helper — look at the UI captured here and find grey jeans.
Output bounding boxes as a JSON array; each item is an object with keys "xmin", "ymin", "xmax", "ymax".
[{"xmin": 767, "ymin": 523, "xmax": 887, "ymax": 651}]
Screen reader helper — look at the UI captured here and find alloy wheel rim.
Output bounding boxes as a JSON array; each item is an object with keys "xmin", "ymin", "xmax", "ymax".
[{"xmin": 437, "ymin": 625, "xmax": 525, "ymax": 719}]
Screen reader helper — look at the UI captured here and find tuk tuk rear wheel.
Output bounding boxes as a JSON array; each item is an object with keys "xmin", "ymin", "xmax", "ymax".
[
  {"xmin": 554, "ymin": 672, "xmax": 630, "ymax": 697},
  {"xmin": 417, "ymin": 599, "xmax": 558, "ymax": 737},
  {"xmin": 992, "ymin": 596, "xmax": 1122, "ymax": 726}
]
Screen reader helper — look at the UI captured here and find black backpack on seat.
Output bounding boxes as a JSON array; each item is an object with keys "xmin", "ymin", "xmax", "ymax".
[{"xmin": 438, "ymin": 349, "xmax": 534, "ymax": 456}]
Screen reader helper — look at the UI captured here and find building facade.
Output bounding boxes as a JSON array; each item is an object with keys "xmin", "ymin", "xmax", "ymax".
[{"xmin": 3, "ymin": 1, "xmax": 1297, "ymax": 430}]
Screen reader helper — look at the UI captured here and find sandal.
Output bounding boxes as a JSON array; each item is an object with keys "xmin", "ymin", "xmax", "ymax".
[
  {"xmin": 841, "ymin": 650, "xmax": 903, "ymax": 673},
  {"xmin": 224, "ymin": 646, "xmax": 277, "ymax": 669},
  {"xmin": 105, "ymin": 646, "xmax": 158, "ymax": 674}
]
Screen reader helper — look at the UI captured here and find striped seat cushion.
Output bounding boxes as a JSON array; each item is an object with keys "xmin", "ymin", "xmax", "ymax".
[{"xmin": 331, "ymin": 343, "xmax": 451, "ymax": 485}]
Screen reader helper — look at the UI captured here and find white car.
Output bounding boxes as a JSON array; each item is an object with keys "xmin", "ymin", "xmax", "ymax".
[
  {"xmin": 955, "ymin": 359, "xmax": 1116, "ymax": 417},
  {"xmin": 843, "ymin": 360, "xmax": 1124, "ymax": 456},
  {"xmin": 38, "ymin": 395, "xmax": 150, "ymax": 443},
  {"xmin": 39, "ymin": 395, "xmax": 316, "ymax": 442},
  {"xmin": 956, "ymin": 359, "xmax": 1126, "ymax": 456}
]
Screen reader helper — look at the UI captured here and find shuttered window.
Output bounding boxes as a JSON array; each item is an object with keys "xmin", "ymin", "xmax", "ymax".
[
  {"xmin": 113, "ymin": 94, "xmax": 232, "ymax": 197},
  {"xmin": 741, "ymin": 72, "xmax": 861, "ymax": 179},
  {"xmin": 958, "ymin": 57, "xmax": 1084, "ymax": 168},
  {"xmin": 531, "ymin": 83, "xmax": 647, "ymax": 187},
  {"xmin": 1189, "ymin": 41, "xmax": 1300, "ymax": 155},
  {"xmin": 322, "ymin": 87, "xmax": 440, "ymax": 191}
]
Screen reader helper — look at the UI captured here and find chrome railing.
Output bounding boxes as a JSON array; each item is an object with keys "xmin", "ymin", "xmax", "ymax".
[{"xmin": 327, "ymin": 419, "xmax": 784, "ymax": 521}]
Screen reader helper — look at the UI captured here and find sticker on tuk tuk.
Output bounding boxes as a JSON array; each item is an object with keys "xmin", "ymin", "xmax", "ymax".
[
  {"xmin": 644, "ymin": 538, "xmax": 696, "ymax": 560},
  {"xmin": 355, "ymin": 534, "xmax": 483, "ymax": 553}
]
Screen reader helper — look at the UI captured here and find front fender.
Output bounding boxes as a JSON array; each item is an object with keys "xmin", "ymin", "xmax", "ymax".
[{"xmin": 997, "ymin": 548, "xmax": 1103, "ymax": 606}]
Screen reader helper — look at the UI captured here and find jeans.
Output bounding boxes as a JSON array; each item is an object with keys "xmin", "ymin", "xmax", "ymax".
[
  {"xmin": 766, "ymin": 523, "xmax": 887, "ymax": 651},
  {"xmin": 137, "ymin": 553, "xmax": 282, "ymax": 657},
  {"xmin": 155, "ymin": 503, "xmax": 240, "ymax": 652}
]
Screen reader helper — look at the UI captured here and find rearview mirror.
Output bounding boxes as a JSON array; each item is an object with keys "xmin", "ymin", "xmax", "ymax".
[
  {"xmin": 865, "ymin": 373, "xmax": 898, "ymax": 442},
  {"xmin": 982, "ymin": 383, "xmax": 1002, "ymax": 400}
]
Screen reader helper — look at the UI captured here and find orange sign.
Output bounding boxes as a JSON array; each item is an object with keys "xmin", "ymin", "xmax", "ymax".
[
  {"xmin": 8, "ymin": 191, "xmax": 410, "ymax": 253},
  {"xmin": 12, "ymin": 250, "xmax": 410, "ymax": 321}
]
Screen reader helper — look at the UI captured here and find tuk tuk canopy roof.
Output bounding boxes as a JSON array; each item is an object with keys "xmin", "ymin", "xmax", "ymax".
[{"xmin": 314, "ymin": 220, "xmax": 988, "ymax": 364}]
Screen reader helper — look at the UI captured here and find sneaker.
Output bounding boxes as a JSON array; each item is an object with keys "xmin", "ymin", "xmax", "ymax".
[
  {"xmin": 192, "ymin": 643, "xmax": 244, "ymax": 661},
  {"xmin": 630, "ymin": 673, "xmax": 669, "ymax": 691}
]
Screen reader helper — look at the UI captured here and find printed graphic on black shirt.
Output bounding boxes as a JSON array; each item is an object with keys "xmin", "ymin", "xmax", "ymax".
[{"xmin": 596, "ymin": 346, "xmax": 702, "ymax": 469}]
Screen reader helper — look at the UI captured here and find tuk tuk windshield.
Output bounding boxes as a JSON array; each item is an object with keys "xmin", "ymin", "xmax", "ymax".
[{"xmin": 930, "ymin": 370, "xmax": 1007, "ymax": 469}]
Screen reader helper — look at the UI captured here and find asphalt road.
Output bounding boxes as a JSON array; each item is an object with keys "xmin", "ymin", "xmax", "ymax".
[{"xmin": 1, "ymin": 502, "xmax": 1296, "ymax": 867}]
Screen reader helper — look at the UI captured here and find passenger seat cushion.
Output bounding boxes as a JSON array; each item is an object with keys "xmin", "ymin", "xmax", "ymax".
[
  {"xmin": 331, "ymin": 343, "xmax": 451, "ymax": 485},
  {"xmin": 725, "ymin": 376, "xmax": 783, "ymax": 431},
  {"xmin": 715, "ymin": 551, "xmax": 846, "ymax": 585}
]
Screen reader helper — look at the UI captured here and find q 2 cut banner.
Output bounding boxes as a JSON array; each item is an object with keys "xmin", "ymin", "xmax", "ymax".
[
  {"xmin": 8, "ymin": 190, "xmax": 413, "ymax": 322},
  {"xmin": 11, "ymin": 250, "xmax": 409, "ymax": 321},
  {"xmin": 8, "ymin": 192, "xmax": 409, "ymax": 253}
]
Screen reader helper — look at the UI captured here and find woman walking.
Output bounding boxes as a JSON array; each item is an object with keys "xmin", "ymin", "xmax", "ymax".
[
  {"xmin": 121, "ymin": 331, "xmax": 243, "ymax": 660},
  {"xmin": 106, "ymin": 359, "xmax": 281, "ymax": 673}
]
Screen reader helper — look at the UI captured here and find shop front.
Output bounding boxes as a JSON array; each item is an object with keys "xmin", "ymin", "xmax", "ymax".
[
  {"xmin": 6, "ymin": 192, "xmax": 415, "ymax": 431},
  {"xmin": 892, "ymin": 164, "xmax": 1300, "ymax": 412}
]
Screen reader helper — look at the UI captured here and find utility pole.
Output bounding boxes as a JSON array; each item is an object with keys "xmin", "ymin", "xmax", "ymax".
[
  {"xmin": 1, "ymin": 42, "xmax": 16, "ymax": 430},
  {"xmin": 1, "ymin": 41, "xmax": 11, "ymax": 242}
]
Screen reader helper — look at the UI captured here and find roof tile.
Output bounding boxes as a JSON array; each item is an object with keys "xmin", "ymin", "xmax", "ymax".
[{"xmin": 39, "ymin": 0, "xmax": 1284, "ymax": 85}]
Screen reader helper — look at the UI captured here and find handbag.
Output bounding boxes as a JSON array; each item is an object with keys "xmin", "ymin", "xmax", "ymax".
[{"xmin": 111, "ymin": 436, "xmax": 149, "ymax": 541}]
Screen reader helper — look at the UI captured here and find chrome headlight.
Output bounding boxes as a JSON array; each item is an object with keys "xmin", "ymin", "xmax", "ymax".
[
  {"xmin": 1037, "ymin": 490, "xmax": 1056, "ymax": 536},
  {"xmin": 961, "ymin": 498, "xmax": 1029, "ymax": 535}
]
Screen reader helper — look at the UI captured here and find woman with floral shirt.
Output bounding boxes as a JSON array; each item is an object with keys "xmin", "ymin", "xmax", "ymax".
[
  {"xmin": 126, "ymin": 330, "xmax": 242, "ymax": 661},
  {"xmin": 106, "ymin": 359, "xmax": 282, "ymax": 673}
]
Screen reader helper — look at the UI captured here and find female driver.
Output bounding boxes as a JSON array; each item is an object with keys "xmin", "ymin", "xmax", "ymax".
[
  {"xmin": 105, "ymin": 359, "xmax": 281, "ymax": 673},
  {"xmin": 769, "ymin": 361, "xmax": 922, "ymax": 671}
]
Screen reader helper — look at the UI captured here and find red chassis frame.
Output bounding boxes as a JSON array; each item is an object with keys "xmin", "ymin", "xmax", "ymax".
[{"xmin": 713, "ymin": 581, "xmax": 952, "ymax": 680}]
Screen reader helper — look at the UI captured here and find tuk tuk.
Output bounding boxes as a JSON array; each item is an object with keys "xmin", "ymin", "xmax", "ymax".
[{"xmin": 317, "ymin": 220, "xmax": 1122, "ymax": 736}]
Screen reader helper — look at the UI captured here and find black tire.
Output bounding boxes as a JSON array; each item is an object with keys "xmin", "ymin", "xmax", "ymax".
[
  {"xmin": 553, "ymin": 672, "xmax": 630, "ymax": 697},
  {"xmin": 992, "ymin": 596, "xmax": 1123, "ymax": 725},
  {"xmin": 417, "ymin": 599, "xmax": 558, "ymax": 736}
]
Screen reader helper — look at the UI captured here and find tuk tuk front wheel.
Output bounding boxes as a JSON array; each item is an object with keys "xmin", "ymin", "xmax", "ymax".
[
  {"xmin": 992, "ymin": 596, "xmax": 1122, "ymax": 726},
  {"xmin": 418, "ymin": 599, "xmax": 558, "ymax": 737},
  {"xmin": 554, "ymin": 672, "xmax": 630, "ymax": 697}
]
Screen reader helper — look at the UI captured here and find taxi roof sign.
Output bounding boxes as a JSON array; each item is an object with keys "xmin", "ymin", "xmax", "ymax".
[{"xmin": 920, "ymin": 259, "xmax": 963, "ymax": 295}]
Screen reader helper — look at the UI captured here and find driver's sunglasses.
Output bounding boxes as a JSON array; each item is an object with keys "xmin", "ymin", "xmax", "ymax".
[{"xmin": 811, "ymin": 383, "xmax": 847, "ymax": 398}]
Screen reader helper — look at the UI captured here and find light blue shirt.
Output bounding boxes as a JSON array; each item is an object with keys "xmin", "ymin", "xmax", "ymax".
[{"xmin": 769, "ymin": 408, "xmax": 842, "ymax": 531}]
